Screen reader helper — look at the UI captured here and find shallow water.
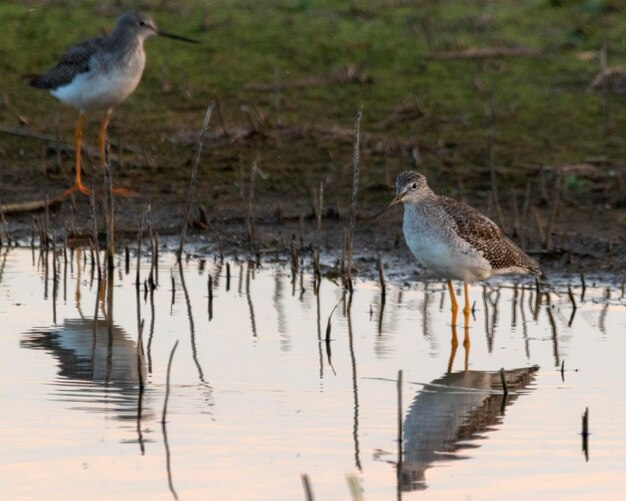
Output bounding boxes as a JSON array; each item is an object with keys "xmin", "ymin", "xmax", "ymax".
[{"xmin": 1, "ymin": 247, "xmax": 625, "ymax": 500}]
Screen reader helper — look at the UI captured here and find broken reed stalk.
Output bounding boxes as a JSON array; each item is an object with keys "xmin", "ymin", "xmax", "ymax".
[
  {"xmin": 580, "ymin": 272, "xmax": 586, "ymax": 302},
  {"xmin": 213, "ymin": 93, "xmax": 229, "ymax": 138},
  {"xmin": 154, "ymin": 232, "xmax": 159, "ymax": 284},
  {"xmin": 567, "ymin": 285, "xmax": 577, "ymax": 310},
  {"xmin": 340, "ymin": 229, "xmax": 347, "ymax": 285},
  {"xmin": 44, "ymin": 194, "xmax": 50, "ymax": 250},
  {"xmin": 290, "ymin": 235, "xmax": 298, "ymax": 276},
  {"xmin": 346, "ymin": 108, "xmax": 362, "ymax": 287},
  {"xmin": 225, "ymin": 262, "xmax": 231, "ymax": 291},
  {"xmin": 486, "ymin": 101, "xmax": 505, "ymax": 230},
  {"xmin": 177, "ymin": 103, "xmax": 214, "ymax": 262},
  {"xmin": 31, "ymin": 217, "xmax": 36, "ymax": 249},
  {"xmin": 532, "ymin": 206, "xmax": 545, "ymax": 244},
  {"xmin": 89, "ymin": 185, "xmax": 102, "ymax": 280},
  {"xmin": 170, "ymin": 268, "xmax": 176, "ymax": 306},
  {"xmin": 511, "ymin": 189, "xmax": 521, "ymax": 238},
  {"xmin": 161, "ymin": 339, "xmax": 179, "ymax": 424},
  {"xmin": 301, "ymin": 474, "xmax": 314, "ymax": 501},
  {"xmin": 125, "ymin": 245, "xmax": 129, "ymax": 274},
  {"xmin": 246, "ymin": 161, "xmax": 257, "ymax": 243},
  {"xmin": 102, "ymin": 146, "xmax": 115, "ymax": 273},
  {"xmin": 136, "ymin": 211, "xmax": 145, "ymax": 290},
  {"xmin": 137, "ymin": 319, "xmax": 145, "ymax": 392},
  {"xmin": 0, "ymin": 200, "xmax": 12, "ymax": 246},
  {"xmin": 315, "ymin": 181, "xmax": 324, "ymax": 280},
  {"xmin": 325, "ymin": 300, "xmax": 341, "ymax": 343},
  {"xmin": 208, "ymin": 274, "xmax": 213, "ymax": 320},
  {"xmin": 63, "ymin": 222, "xmax": 68, "ymax": 264},
  {"xmin": 544, "ymin": 173, "xmax": 562, "ymax": 251},
  {"xmin": 499, "ymin": 368, "xmax": 509, "ymax": 396},
  {"xmin": 147, "ymin": 201, "xmax": 156, "ymax": 290},
  {"xmin": 396, "ymin": 369, "xmax": 403, "ymax": 491},
  {"xmin": 298, "ymin": 213, "xmax": 304, "ymax": 250},
  {"xmin": 51, "ymin": 232, "xmax": 58, "ymax": 284},
  {"xmin": 37, "ymin": 217, "xmax": 44, "ymax": 252},
  {"xmin": 521, "ymin": 181, "xmax": 531, "ymax": 246},
  {"xmin": 581, "ymin": 406, "xmax": 590, "ymax": 461},
  {"xmin": 88, "ymin": 239, "xmax": 95, "ymax": 270},
  {"xmin": 376, "ymin": 253, "xmax": 386, "ymax": 304}
]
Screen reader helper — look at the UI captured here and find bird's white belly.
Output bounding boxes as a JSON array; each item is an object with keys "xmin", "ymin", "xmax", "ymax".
[
  {"xmin": 51, "ymin": 67, "xmax": 143, "ymax": 112},
  {"xmin": 403, "ymin": 224, "xmax": 492, "ymax": 282}
]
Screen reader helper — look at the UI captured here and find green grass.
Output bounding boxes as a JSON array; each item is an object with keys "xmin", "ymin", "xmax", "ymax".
[{"xmin": 0, "ymin": 0, "xmax": 624, "ymax": 213}]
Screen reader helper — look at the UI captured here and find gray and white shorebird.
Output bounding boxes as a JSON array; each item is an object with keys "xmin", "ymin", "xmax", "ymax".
[
  {"xmin": 30, "ymin": 11, "xmax": 199, "ymax": 195},
  {"xmin": 374, "ymin": 171, "xmax": 540, "ymax": 323}
]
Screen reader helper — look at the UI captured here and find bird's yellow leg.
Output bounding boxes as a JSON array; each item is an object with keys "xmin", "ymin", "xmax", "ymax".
[
  {"xmin": 98, "ymin": 109, "xmax": 138, "ymax": 196},
  {"xmin": 447, "ymin": 280, "xmax": 459, "ymax": 318},
  {"xmin": 446, "ymin": 279, "xmax": 460, "ymax": 372},
  {"xmin": 463, "ymin": 282, "xmax": 471, "ymax": 371},
  {"xmin": 63, "ymin": 112, "xmax": 89, "ymax": 196},
  {"xmin": 463, "ymin": 282, "xmax": 471, "ymax": 325}
]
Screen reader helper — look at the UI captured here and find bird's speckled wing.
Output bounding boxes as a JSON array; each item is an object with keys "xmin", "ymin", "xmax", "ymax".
[
  {"xmin": 439, "ymin": 196, "xmax": 540, "ymax": 275},
  {"xmin": 30, "ymin": 36, "xmax": 105, "ymax": 90}
]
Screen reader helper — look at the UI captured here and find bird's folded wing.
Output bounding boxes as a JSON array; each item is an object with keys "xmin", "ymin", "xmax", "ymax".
[
  {"xmin": 439, "ymin": 196, "xmax": 538, "ymax": 273},
  {"xmin": 30, "ymin": 36, "xmax": 105, "ymax": 90}
]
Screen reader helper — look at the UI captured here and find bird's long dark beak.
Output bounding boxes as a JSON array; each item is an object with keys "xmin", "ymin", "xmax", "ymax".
[
  {"xmin": 372, "ymin": 192, "xmax": 404, "ymax": 219},
  {"xmin": 157, "ymin": 30, "xmax": 201, "ymax": 44}
]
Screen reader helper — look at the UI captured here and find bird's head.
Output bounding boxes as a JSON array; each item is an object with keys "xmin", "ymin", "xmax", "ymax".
[
  {"xmin": 115, "ymin": 11, "xmax": 158, "ymax": 40},
  {"xmin": 373, "ymin": 170, "xmax": 431, "ymax": 218},
  {"xmin": 115, "ymin": 11, "xmax": 200, "ymax": 44}
]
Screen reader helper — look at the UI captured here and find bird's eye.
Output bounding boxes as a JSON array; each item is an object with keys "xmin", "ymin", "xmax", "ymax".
[
  {"xmin": 411, "ymin": 183, "xmax": 418, "ymax": 189},
  {"xmin": 138, "ymin": 21, "xmax": 147, "ymax": 27}
]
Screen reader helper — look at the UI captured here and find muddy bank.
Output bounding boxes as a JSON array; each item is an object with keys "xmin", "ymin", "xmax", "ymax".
[{"xmin": 1, "ymin": 173, "xmax": 624, "ymax": 279}]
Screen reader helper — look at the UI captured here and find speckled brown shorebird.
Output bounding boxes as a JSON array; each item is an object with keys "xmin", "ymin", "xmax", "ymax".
[
  {"xmin": 374, "ymin": 170, "xmax": 540, "ymax": 326},
  {"xmin": 29, "ymin": 11, "xmax": 199, "ymax": 195}
]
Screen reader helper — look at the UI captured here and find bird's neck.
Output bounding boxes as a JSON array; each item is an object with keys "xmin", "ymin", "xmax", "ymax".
[
  {"xmin": 403, "ymin": 193, "xmax": 446, "ymax": 233},
  {"xmin": 107, "ymin": 31, "xmax": 145, "ymax": 58},
  {"xmin": 405, "ymin": 190, "xmax": 438, "ymax": 215}
]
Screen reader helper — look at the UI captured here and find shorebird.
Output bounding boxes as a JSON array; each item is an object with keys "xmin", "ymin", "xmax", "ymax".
[
  {"xmin": 374, "ymin": 170, "xmax": 540, "ymax": 326},
  {"xmin": 30, "ymin": 11, "xmax": 199, "ymax": 195}
]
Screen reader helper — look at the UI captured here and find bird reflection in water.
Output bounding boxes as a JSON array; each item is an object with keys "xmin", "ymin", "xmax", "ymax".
[
  {"xmin": 21, "ymin": 256, "xmax": 151, "ymax": 449},
  {"xmin": 21, "ymin": 318, "xmax": 149, "ymax": 421},
  {"xmin": 401, "ymin": 365, "xmax": 538, "ymax": 491}
]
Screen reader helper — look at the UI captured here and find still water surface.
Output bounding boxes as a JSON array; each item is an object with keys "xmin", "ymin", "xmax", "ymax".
[{"xmin": 1, "ymin": 248, "xmax": 625, "ymax": 500}]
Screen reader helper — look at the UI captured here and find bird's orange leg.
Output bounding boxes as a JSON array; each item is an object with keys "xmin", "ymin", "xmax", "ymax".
[
  {"xmin": 63, "ymin": 112, "xmax": 89, "ymax": 196},
  {"xmin": 98, "ymin": 109, "xmax": 137, "ymax": 196}
]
